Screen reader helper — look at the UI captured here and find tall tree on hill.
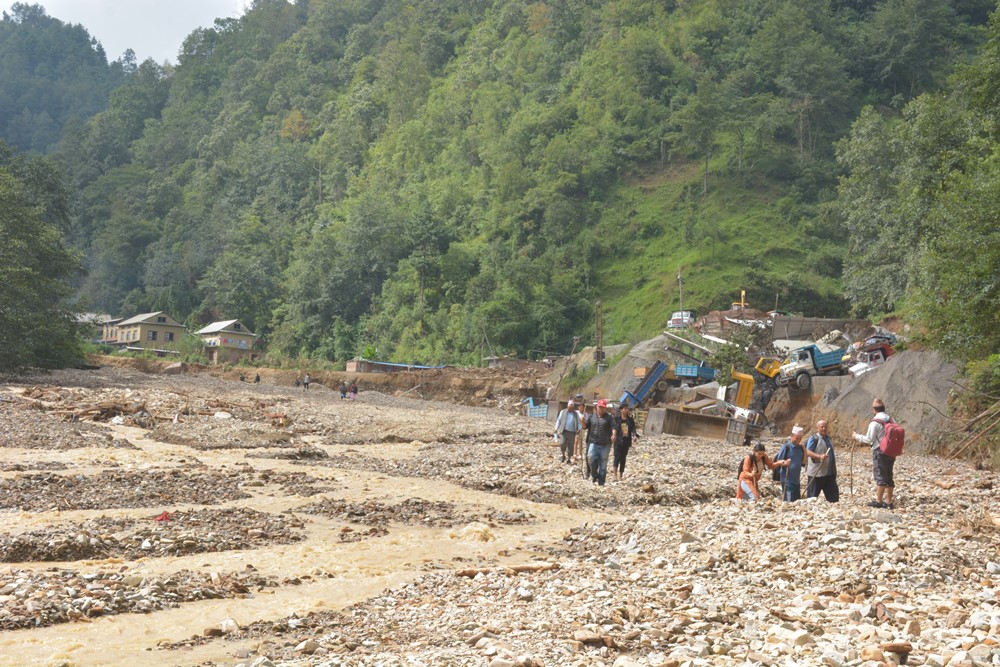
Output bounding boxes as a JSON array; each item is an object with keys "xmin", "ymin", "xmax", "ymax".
[
  {"xmin": 0, "ymin": 143, "xmax": 82, "ymax": 371},
  {"xmin": 670, "ymin": 72, "xmax": 723, "ymax": 194},
  {"xmin": 0, "ymin": 3, "xmax": 130, "ymax": 153}
]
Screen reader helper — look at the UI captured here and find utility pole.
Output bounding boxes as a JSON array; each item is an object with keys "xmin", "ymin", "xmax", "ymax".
[
  {"xmin": 677, "ymin": 266, "xmax": 684, "ymax": 311},
  {"xmin": 594, "ymin": 300, "xmax": 605, "ymax": 368}
]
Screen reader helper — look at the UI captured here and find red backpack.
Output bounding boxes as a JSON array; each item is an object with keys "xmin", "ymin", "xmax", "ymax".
[{"xmin": 875, "ymin": 418, "xmax": 905, "ymax": 457}]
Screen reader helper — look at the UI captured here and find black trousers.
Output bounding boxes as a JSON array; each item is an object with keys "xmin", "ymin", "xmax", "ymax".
[
  {"xmin": 806, "ymin": 475, "xmax": 840, "ymax": 502},
  {"xmin": 613, "ymin": 438, "xmax": 632, "ymax": 475}
]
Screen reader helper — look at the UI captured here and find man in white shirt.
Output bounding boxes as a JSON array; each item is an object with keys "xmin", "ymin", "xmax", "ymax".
[
  {"xmin": 853, "ymin": 399, "xmax": 896, "ymax": 509},
  {"xmin": 553, "ymin": 400, "xmax": 583, "ymax": 464}
]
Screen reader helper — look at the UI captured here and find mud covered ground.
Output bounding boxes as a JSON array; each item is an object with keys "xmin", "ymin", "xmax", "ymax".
[{"xmin": 0, "ymin": 365, "xmax": 998, "ymax": 667}]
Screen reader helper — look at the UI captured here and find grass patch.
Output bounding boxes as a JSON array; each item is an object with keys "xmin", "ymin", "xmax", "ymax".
[{"xmin": 593, "ymin": 166, "xmax": 847, "ymax": 345}]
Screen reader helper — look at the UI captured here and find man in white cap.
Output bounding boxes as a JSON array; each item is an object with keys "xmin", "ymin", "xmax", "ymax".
[
  {"xmin": 775, "ymin": 424, "xmax": 828, "ymax": 502},
  {"xmin": 553, "ymin": 400, "xmax": 582, "ymax": 464}
]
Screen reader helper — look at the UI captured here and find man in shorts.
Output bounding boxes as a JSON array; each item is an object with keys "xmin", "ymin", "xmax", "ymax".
[{"xmin": 853, "ymin": 399, "xmax": 896, "ymax": 509}]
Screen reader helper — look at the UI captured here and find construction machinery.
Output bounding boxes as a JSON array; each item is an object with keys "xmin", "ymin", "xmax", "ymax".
[{"xmin": 619, "ymin": 360, "xmax": 718, "ymax": 409}]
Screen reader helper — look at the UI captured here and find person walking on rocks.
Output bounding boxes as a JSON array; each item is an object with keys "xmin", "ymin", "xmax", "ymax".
[
  {"xmin": 853, "ymin": 399, "xmax": 897, "ymax": 509},
  {"xmin": 553, "ymin": 400, "xmax": 583, "ymax": 464},
  {"xmin": 573, "ymin": 394, "xmax": 587, "ymax": 466},
  {"xmin": 806, "ymin": 419, "xmax": 839, "ymax": 502},
  {"xmin": 339, "ymin": 381, "xmax": 348, "ymax": 399},
  {"xmin": 737, "ymin": 441, "xmax": 788, "ymax": 502},
  {"xmin": 582, "ymin": 399, "xmax": 617, "ymax": 486},
  {"xmin": 303, "ymin": 372, "xmax": 311, "ymax": 392},
  {"xmin": 349, "ymin": 381, "xmax": 358, "ymax": 400},
  {"xmin": 775, "ymin": 425, "xmax": 828, "ymax": 502},
  {"xmin": 612, "ymin": 404, "xmax": 639, "ymax": 481}
]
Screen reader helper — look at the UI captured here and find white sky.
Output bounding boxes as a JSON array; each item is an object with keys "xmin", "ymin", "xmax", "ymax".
[{"xmin": 2, "ymin": 1, "xmax": 247, "ymax": 64}]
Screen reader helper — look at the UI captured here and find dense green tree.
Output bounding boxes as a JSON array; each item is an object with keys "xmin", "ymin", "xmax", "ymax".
[
  {"xmin": 0, "ymin": 3, "xmax": 129, "ymax": 153},
  {"xmin": 0, "ymin": 145, "xmax": 81, "ymax": 371},
  {"xmin": 860, "ymin": 0, "xmax": 965, "ymax": 103},
  {"xmin": 914, "ymin": 153, "xmax": 1000, "ymax": 360},
  {"xmin": 669, "ymin": 72, "xmax": 724, "ymax": 193}
]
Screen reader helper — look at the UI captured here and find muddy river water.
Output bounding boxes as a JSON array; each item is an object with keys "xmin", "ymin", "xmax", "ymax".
[{"xmin": 0, "ymin": 380, "xmax": 618, "ymax": 667}]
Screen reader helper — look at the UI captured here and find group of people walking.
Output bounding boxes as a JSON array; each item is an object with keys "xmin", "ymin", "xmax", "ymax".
[
  {"xmin": 737, "ymin": 398, "xmax": 899, "ymax": 508},
  {"xmin": 292, "ymin": 374, "xmax": 359, "ymax": 400},
  {"xmin": 553, "ymin": 398, "xmax": 639, "ymax": 486},
  {"xmin": 737, "ymin": 421, "xmax": 835, "ymax": 502},
  {"xmin": 553, "ymin": 394, "xmax": 899, "ymax": 509}
]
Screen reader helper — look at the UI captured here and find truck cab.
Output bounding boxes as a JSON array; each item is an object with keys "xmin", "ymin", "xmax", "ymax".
[
  {"xmin": 777, "ymin": 343, "xmax": 846, "ymax": 389},
  {"xmin": 848, "ymin": 345, "xmax": 893, "ymax": 377},
  {"xmin": 668, "ymin": 310, "xmax": 696, "ymax": 329}
]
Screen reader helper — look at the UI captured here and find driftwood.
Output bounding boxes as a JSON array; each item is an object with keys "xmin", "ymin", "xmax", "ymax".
[
  {"xmin": 455, "ymin": 562, "xmax": 560, "ymax": 578},
  {"xmin": 963, "ymin": 401, "xmax": 1000, "ymax": 430},
  {"xmin": 206, "ymin": 399, "xmax": 253, "ymax": 410},
  {"xmin": 264, "ymin": 412, "xmax": 291, "ymax": 427},
  {"xmin": 48, "ymin": 399, "xmax": 149, "ymax": 423},
  {"xmin": 769, "ymin": 607, "xmax": 822, "ymax": 631},
  {"xmin": 947, "ymin": 411, "xmax": 1000, "ymax": 460}
]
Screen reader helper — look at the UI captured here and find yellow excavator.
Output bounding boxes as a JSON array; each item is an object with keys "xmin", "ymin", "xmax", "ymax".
[{"xmin": 754, "ymin": 357, "xmax": 782, "ymax": 379}]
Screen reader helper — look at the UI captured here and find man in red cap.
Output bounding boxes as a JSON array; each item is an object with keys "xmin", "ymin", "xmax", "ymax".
[{"xmin": 582, "ymin": 399, "xmax": 617, "ymax": 486}]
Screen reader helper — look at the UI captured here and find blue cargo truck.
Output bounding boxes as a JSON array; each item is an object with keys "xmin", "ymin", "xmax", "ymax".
[
  {"xmin": 619, "ymin": 360, "xmax": 669, "ymax": 409},
  {"xmin": 674, "ymin": 363, "xmax": 717, "ymax": 383},
  {"xmin": 777, "ymin": 344, "xmax": 846, "ymax": 390},
  {"xmin": 619, "ymin": 361, "xmax": 717, "ymax": 408}
]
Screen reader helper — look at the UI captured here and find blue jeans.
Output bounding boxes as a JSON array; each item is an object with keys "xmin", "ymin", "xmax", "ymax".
[
  {"xmin": 783, "ymin": 482, "xmax": 801, "ymax": 502},
  {"xmin": 588, "ymin": 443, "xmax": 610, "ymax": 485},
  {"xmin": 740, "ymin": 481, "xmax": 757, "ymax": 501}
]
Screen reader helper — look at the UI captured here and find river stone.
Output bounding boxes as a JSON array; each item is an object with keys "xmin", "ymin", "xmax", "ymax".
[
  {"xmin": 295, "ymin": 639, "xmax": 319, "ymax": 654},
  {"xmin": 860, "ymin": 647, "xmax": 885, "ymax": 661},
  {"xmin": 220, "ymin": 618, "xmax": 241, "ymax": 634}
]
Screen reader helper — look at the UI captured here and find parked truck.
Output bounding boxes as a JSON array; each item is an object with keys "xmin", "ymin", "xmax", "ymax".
[
  {"xmin": 845, "ymin": 343, "xmax": 893, "ymax": 377},
  {"xmin": 674, "ymin": 363, "xmax": 717, "ymax": 384},
  {"xmin": 776, "ymin": 344, "xmax": 846, "ymax": 390},
  {"xmin": 619, "ymin": 360, "xmax": 717, "ymax": 408},
  {"xmin": 619, "ymin": 360, "xmax": 669, "ymax": 409}
]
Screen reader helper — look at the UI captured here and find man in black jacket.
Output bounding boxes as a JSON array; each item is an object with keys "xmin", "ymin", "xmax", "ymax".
[{"xmin": 583, "ymin": 399, "xmax": 617, "ymax": 486}]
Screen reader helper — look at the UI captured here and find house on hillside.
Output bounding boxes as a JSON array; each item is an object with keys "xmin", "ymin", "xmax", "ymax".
[
  {"xmin": 115, "ymin": 312, "xmax": 186, "ymax": 354},
  {"xmin": 73, "ymin": 313, "xmax": 116, "ymax": 343},
  {"xmin": 194, "ymin": 319, "xmax": 257, "ymax": 365},
  {"xmin": 101, "ymin": 317, "xmax": 123, "ymax": 345}
]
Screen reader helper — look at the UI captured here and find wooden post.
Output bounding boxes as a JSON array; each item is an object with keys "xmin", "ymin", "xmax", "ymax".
[{"xmin": 850, "ymin": 440, "xmax": 855, "ymax": 497}]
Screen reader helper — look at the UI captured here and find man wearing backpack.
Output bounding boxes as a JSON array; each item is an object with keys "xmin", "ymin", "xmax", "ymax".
[{"xmin": 853, "ymin": 399, "xmax": 900, "ymax": 509}]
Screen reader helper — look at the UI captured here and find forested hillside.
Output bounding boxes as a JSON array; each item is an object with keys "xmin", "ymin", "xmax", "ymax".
[
  {"xmin": 0, "ymin": 3, "xmax": 132, "ymax": 153},
  {"xmin": 44, "ymin": 0, "xmax": 993, "ymax": 364}
]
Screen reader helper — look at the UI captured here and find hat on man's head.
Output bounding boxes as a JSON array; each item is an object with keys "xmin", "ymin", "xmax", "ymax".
[
  {"xmin": 596, "ymin": 399, "xmax": 607, "ymax": 407},
  {"xmin": 791, "ymin": 425, "xmax": 805, "ymax": 436},
  {"xmin": 567, "ymin": 400, "xmax": 575, "ymax": 407}
]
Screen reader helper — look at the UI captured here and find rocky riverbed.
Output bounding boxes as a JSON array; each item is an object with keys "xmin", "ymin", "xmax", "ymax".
[{"xmin": 0, "ymin": 366, "xmax": 998, "ymax": 667}]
